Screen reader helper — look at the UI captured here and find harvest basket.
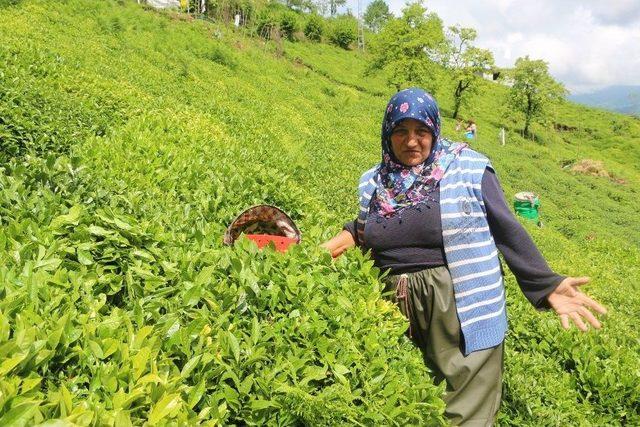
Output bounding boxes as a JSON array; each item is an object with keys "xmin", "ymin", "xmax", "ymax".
[
  {"xmin": 513, "ymin": 191, "xmax": 540, "ymax": 221},
  {"xmin": 223, "ymin": 204, "xmax": 301, "ymax": 252}
]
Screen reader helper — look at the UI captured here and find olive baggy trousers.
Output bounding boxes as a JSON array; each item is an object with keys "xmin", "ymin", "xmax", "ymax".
[{"xmin": 383, "ymin": 266, "xmax": 504, "ymax": 427}]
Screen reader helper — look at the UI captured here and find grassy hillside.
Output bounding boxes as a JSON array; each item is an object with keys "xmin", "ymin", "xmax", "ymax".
[{"xmin": 1, "ymin": 0, "xmax": 639, "ymax": 425}]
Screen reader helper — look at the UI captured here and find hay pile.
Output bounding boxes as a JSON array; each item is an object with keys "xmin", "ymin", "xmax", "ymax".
[{"xmin": 570, "ymin": 159, "xmax": 626, "ymax": 184}]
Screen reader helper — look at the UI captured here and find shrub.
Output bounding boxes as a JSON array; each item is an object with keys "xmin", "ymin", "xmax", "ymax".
[
  {"xmin": 206, "ymin": 0, "xmax": 255, "ymax": 25},
  {"xmin": 255, "ymin": 9, "xmax": 279, "ymax": 39},
  {"xmin": 208, "ymin": 45, "xmax": 238, "ymax": 69},
  {"xmin": 0, "ymin": 0, "xmax": 21, "ymax": 8},
  {"xmin": 328, "ymin": 16, "xmax": 357, "ymax": 49},
  {"xmin": 279, "ymin": 10, "xmax": 301, "ymax": 41},
  {"xmin": 304, "ymin": 14, "xmax": 324, "ymax": 42},
  {"xmin": 254, "ymin": 6, "xmax": 301, "ymax": 42}
]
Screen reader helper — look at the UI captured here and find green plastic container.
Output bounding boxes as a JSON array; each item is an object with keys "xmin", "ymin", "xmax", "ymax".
[{"xmin": 513, "ymin": 192, "xmax": 540, "ymax": 221}]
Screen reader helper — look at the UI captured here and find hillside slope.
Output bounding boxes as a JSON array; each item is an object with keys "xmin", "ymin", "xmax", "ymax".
[{"xmin": 1, "ymin": 0, "xmax": 639, "ymax": 425}]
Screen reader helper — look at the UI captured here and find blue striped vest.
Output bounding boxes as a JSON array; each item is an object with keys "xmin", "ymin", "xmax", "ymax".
[{"xmin": 357, "ymin": 143, "xmax": 507, "ymax": 355}]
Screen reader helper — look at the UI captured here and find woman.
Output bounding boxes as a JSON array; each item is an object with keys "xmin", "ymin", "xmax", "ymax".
[
  {"xmin": 466, "ymin": 119, "xmax": 477, "ymax": 140},
  {"xmin": 321, "ymin": 88, "xmax": 606, "ymax": 426}
]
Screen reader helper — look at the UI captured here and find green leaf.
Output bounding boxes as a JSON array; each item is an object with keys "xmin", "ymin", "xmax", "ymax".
[
  {"xmin": 183, "ymin": 285, "xmax": 202, "ymax": 307},
  {"xmin": 148, "ymin": 394, "xmax": 182, "ymax": 425},
  {"xmin": 114, "ymin": 410, "xmax": 133, "ymax": 427},
  {"xmin": 131, "ymin": 249, "xmax": 155, "ymax": 261},
  {"xmin": 21, "ymin": 377, "xmax": 42, "ymax": 394},
  {"xmin": 239, "ymin": 374, "xmax": 254, "ymax": 395},
  {"xmin": 226, "ymin": 331, "xmax": 240, "ymax": 362},
  {"xmin": 77, "ymin": 249, "xmax": 94, "ymax": 265},
  {"xmin": 88, "ymin": 225, "xmax": 111, "ymax": 236},
  {"xmin": 250, "ymin": 399, "xmax": 280, "ymax": 411},
  {"xmin": 188, "ymin": 380, "xmax": 206, "ymax": 409},
  {"xmin": 195, "ymin": 266, "xmax": 215, "ymax": 285},
  {"xmin": 60, "ymin": 384, "xmax": 73, "ymax": 415},
  {"xmin": 34, "ymin": 258, "xmax": 62, "ymax": 272},
  {"xmin": 88, "ymin": 340, "xmax": 104, "ymax": 359},
  {"xmin": 165, "ymin": 320, "xmax": 181, "ymax": 339},
  {"xmin": 113, "ymin": 216, "xmax": 132, "ymax": 231},
  {"xmin": 49, "ymin": 205, "xmax": 82, "ymax": 229},
  {"xmin": 132, "ymin": 347, "xmax": 151, "ymax": 380},
  {"xmin": 0, "ymin": 353, "xmax": 27, "ymax": 375},
  {"xmin": 180, "ymin": 354, "xmax": 202, "ymax": 378},
  {"xmin": 336, "ymin": 295, "xmax": 352, "ymax": 310},
  {"xmin": 0, "ymin": 401, "xmax": 39, "ymax": 426},
  {"xmin": 133, "ymin": 326, "xmax": 153, "ymax": 349},
  {"xmin": 333, "ymin": 364, "xmax": 350, "ymax": 375},
  {"xmin": 301, "ymin": 365, "xmax": 327, "ymax": 385}
]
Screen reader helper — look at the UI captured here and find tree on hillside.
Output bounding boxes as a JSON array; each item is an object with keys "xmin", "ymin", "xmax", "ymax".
[
  {"xmin": 442, "ymin": 25, "xmax": 494, "ymax": 119},
  {"xmin": 366, "ymin": 1, "xmax": 446, "ymax": 93},
  {"xmin": 285, "ymin": 0, "xmax": 316, "ymax": 13},
  {"xmin": 363, "ymin": 0, "xmax": 390, "ymax": 33},
  {"xmin": 330, "ymin": 0, "xmax": 346, "ymax": 16},
  {"xmin": 314, "ymin": 0, "xmax": 346, "ymax": 16},
  {"xmin": 509, "ymin": 56, "xmax": 567, "ymax": 136},
  {"xmin": 328, "ymin": 14, "xmax": 357, "ymax": 49},
  {"xmin": 304, "ymin": 13, "xmax": 324, "ymax": 41},
  {"xmin": 205, "ymin": 0, "xmax": 263, "ymax": 24}
]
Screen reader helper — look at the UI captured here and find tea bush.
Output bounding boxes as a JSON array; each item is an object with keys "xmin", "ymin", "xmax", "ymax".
[
  {"xmin": 304, "ymin": 14, "xmax": 324, "ymax": 42},
  {"xmin": 327, "ymin": 16, "xmax": 358, "ymax": 50},
  {"xmin": 279, "ymin": 10, "xmax": 302, "ymax": 41}
]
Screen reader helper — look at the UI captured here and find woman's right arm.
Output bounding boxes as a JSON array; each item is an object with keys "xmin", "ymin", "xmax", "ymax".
[{"xmin": 320, "ymin": 229, "xmax": 356, "ymax": 258}]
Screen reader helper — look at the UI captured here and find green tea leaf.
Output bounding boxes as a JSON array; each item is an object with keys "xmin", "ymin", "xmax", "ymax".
[
  {"xmin": 77, "ymin": 249, "xmax": 94, "ymax": 265},
  {"xmin": 180, "ymin": 354, "xmax": 202, "ymax": 378},
  {"xmin": 148, "ymin": 394, "xmax": 182, "ymax": 425},
  {"xmin": 0, "ymin": 353, "xmax": 27, "ymax": 375},
  {"xmin": 0, "ymin": 401, "xmax": 39, "ymax": 426}
]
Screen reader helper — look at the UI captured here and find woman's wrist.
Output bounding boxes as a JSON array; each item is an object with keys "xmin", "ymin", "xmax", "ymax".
[{"xmin": 321, "ymin": 230, "xmax": 356, "ymax": 258}]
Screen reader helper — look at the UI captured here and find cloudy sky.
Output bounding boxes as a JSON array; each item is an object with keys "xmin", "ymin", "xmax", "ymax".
[{"xmin": 346, "ymin": 0, "xmax": 640, "ymax": 94}]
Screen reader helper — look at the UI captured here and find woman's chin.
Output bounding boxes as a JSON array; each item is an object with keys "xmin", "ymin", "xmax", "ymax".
[{"xmin": 401, "ymin": 157, "xmax": 424, "ymax": 167}]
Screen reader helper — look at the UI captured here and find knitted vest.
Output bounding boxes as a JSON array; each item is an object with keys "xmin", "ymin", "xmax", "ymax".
[{"xmin": 357, "ymin": 143, "xmax": 507, "ymax": 355}]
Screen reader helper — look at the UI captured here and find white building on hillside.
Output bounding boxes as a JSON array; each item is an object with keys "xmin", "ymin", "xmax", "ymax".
[{"xmin": 146, "ymin": 0, "xmax": 180, "ymax": 8}]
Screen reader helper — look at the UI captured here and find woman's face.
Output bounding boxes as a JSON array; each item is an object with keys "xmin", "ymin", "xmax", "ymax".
[{"xmin": 390, "ymin": 118, "xmax": 434, "ymax": 167}]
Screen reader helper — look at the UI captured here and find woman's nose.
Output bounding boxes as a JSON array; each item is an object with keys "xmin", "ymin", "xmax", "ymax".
[{"xmin": 406, "ymin": 131, "xmax": 419, "ymax": 146}]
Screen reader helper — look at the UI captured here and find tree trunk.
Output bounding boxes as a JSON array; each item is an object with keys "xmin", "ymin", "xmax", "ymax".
[
  {"xmin": 452, "ymin": 80, "xmax": 465, "ymax": 119},
  {"xmin": 524, "ymin": 93, "xmax": 532, "ymax": 136},
  {"xmin": 453, "ymin": 100, "xmax": 461, "ymax": 119}
]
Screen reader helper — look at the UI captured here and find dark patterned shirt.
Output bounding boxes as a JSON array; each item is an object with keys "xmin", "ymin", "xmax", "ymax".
[{"xmin": 343, "ymin": 168, "xmax": 564, "ymax": 308}]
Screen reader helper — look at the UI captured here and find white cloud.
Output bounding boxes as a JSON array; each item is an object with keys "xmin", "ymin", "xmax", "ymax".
[{"xmin": 345, "ymin": 0, "xmax": 640, "ymax": 94}]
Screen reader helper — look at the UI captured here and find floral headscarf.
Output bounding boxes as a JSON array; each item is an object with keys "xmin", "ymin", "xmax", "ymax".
[{"xmin": 371, "ymin": 87, "xmax": 466, "ymax": 217}]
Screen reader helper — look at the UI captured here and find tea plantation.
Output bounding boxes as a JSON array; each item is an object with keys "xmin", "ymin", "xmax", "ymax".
[{"xmin": 1, "ymin": 0, "xmax": 639, "ymax": 425}]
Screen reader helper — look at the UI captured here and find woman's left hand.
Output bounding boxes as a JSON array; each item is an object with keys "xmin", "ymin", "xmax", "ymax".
[{"xmin": 546, "ymin": 277, "xmax": 607, "ymax": 331}]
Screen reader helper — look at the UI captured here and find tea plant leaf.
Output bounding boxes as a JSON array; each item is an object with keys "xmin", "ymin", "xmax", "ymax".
[
  {"xmin": 0, "ymin": 402, "xmax": 39, "ymax": 426},
  {"xmin": 0, "ymin": 353, "xmax": 27, "ymax": 375},
  {"xmin": 147, "ymin": 394, "xmax": 182, "ymax": 425}
]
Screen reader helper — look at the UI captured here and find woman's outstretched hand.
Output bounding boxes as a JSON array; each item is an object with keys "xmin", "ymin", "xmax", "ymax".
[
  {"xmin": 546, "ymin": 277, "xmax": 607, "ymax": 331},
  {"xmin": 320, "ymin": 230, "xmax": 356, "ymax": 258}
]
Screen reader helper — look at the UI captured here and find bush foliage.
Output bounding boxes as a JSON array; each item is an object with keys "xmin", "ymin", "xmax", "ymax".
[
  {"xmin": 304, "ymin": 14, "xmax": 324, "ymax": 42},
  {"xmin": 327, "ymin": 16, "xmax": 357, "ymax": 49}
]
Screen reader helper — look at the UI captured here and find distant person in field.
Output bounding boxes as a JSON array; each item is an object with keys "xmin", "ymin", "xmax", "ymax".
[
  {"xmin": 466, "ymin": 119, "xmax": 477, "ymax": 140},
  {"xmin": 321, "ymin": 87, "xmax": 606, "ymax": 426},
  {"xmin": 455, "ymin": 118, "xmax": 463, "ymax": 132}
]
